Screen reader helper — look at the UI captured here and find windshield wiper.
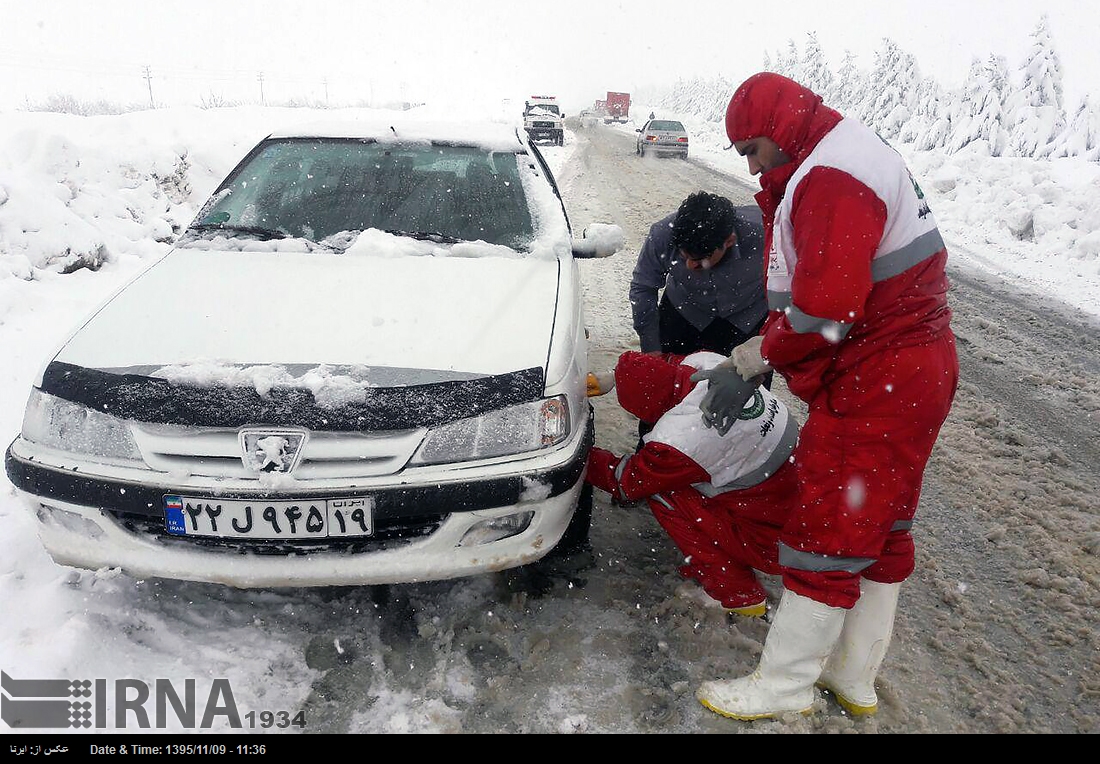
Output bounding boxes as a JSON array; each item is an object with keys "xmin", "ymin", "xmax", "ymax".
[
  {"xmin": 383, "ymin": 229, "xmax": 464, "ymax": 244},
  {"xmin": 190, "ymin": 223, "xmax": 289, "ymax": 241}
]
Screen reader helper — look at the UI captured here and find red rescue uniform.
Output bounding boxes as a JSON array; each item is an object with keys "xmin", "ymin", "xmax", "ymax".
[
  {"xmin": 586, "ymin": 351, "xmax": 798, "ymax": 610},
  {"xmin": 726, "ymin": 73, "xmax": 960, "ymax": 608}
]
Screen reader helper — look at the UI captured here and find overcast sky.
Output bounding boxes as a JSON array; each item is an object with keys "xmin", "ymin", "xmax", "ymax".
[{"xmin": 1, "ymin": 1, "xmax": 1096, "ymax": 112}]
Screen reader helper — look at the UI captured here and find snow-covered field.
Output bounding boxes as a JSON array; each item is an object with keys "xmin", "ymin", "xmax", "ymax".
[{"xmin": 1, "ymin": 102, "xmax": 1097, "ymax": 733}]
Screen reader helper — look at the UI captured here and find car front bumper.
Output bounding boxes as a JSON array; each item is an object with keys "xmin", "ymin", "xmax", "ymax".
[{"xmin": 5, "ymin": 419, "xmax": 592, "ymax": 588}]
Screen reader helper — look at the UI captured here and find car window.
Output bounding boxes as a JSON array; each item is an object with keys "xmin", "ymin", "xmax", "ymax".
[
  {"xmin": 192, "ymin": 139, "xmax": 536, "ymax": 249},
  {"xmin": 647, "ymin": 120, "xmax": 685, "ymax": 132},
  {"xmin": 525, "ymin": 104, "xmax": 560, "ymax": 116}
]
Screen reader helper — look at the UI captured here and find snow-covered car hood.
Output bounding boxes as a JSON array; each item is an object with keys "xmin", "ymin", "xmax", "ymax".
[{"xmin": 52, "ymin": 246, "xmax": 560, "ymax": 382}]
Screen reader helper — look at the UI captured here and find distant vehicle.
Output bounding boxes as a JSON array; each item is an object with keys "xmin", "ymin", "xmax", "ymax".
[
  {"xmin": 636, "ymin": 118, "xmax": 689, "ymax": 159},
  {"xmin": 604, "ymin": 92, "xmax": 631, "ymax": 124},
  {"xmin": 523, "ymin": 96, "xmax": 565, "ymax": 146},
  {"xmin": 5, "ymin": 119, "xmax": 627, "ymax": 589}
]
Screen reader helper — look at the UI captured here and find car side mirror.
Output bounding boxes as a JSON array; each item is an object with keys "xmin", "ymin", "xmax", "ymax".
[
  {"xmin": 572, "ymin": 223, "xmax": 624, "ymax": 258},
  {"xmin": 635, "ymin": 128, "xmax": 642, "ymax": 133}
]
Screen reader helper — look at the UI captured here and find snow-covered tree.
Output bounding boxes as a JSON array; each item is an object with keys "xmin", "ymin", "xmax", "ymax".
[
  {"xmin": 827, "ymin": 50, "xmax": 864, "ymax": 114},
  {"xmin": 946, "ymin": 56, "xmax": 1012, "ymax": 155},
  {"xmin": 800, "ymin": 33, "xmax": 833, "ymax": 99},
  {"xmin": 975, "ymin": 55, "xmax": 1014, "ymax": 156},
  {"xmin": 657, "ymin": 75, "xmax": 738, "ymax": 123},
  {"xmin": 774, "ymin": 39, "xmax": 802, "ymax": 82},
  {"xmin": 1041, "ymin": 95, "xmax": 1100, "ymax": 160},
  {"xmin": 862, "ymin": 39, "xmax": 920, "ymax": 139},
  {"xmin": 1007, "ymin": 14, "xmax": 1066, "ymax": 157},
  {"xmin": 900, "ymin": 77, "xmax": 949, "ymax": 150},
  {"xmin": 761, "ymin": 51, "xmax": 773, "ymax": 73}
]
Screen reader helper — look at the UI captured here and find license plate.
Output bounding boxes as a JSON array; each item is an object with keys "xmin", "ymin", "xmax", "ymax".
[{"xmin": 163, "ymin": 495, "xmax": 373, "ymax": 539}]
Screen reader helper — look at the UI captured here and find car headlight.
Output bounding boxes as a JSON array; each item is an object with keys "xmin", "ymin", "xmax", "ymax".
[
  {"xmin": 20, "ymin": 389, "xmax": 142, "ymax": 461},
  {"xmin": 410, "ymin": 396, "xmax": 569, "ymax": 466}
]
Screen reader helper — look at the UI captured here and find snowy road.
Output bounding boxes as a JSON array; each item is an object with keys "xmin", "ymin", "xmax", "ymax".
[{"xmin": 2, "ymin": 121, "xmax": 1097, "ymax": 736}]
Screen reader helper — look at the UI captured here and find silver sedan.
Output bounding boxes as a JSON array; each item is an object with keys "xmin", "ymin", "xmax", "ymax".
[{"xmin": 636, "ymin": 119, "xmax": 689, "ymax": 158}]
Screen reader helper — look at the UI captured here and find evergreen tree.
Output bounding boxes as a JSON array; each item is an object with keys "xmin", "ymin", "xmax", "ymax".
[
  {"xmin": 973, "ymin": 55, "xmax": 1013, "ymax": 156},
  {"xmin": 828, "ymin": 50, "xmax": 864, "ymax": 115},
  {"xmin": 1008, "ymin": 14, "xmax": 1067, "ymax": 157},
  {"xmin": 1041, "ymin": 95, "xmax": 1100, "ymax": 160},
  {"xmin": 900, "ymin": 76, "xmax": 948, "ymax": 150},
  {"xmin": 863, "ymin": 39, "xmax": 920, "ymax": 139},
  {"xmin": 775, "ymin": 39, "xmax": 801, "ymax": 82},
  {"xmin": 947, "ymin": 58, "xmax": 991, "ymax": 154},
  {"xmin": 800, "ymin": 33, "xmax": 833, "ymax": 99}
]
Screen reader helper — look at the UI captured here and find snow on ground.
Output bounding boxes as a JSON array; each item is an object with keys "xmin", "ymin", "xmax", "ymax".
[{"xmin": 0, "ymin": 102, "xmax": 1095, "ymax": 732}]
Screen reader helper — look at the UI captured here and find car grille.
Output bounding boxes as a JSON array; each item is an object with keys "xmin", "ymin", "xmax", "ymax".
[
  {"xmin": 532, "ymin": 121, "xmax": 556, "ymax": 128},
  {"xmin": 105, "ymin": 510, "xmax": 447, "ymax": 555},
  {"xmin": 131, "ymin": 424, "xmax": 425, "ymax": 480}
]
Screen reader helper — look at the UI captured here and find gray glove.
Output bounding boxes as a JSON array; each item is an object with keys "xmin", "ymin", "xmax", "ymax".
[
  {"xmin": 731, "ymin": 335, "xmax": 772, "ymax": 381},
  {"xmin": 689, "ymin": 364, "xmax": 758, "ymax": 436}
]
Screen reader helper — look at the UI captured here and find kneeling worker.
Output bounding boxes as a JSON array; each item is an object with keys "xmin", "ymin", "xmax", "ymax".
[{"xmin": 585, "ymin": 351, "xmax": 798, "ymax": 615}]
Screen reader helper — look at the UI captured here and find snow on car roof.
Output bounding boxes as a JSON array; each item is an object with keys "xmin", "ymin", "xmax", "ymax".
[{"xmin": 266, "ymin": 119, "xmax": 527, "ymax": 151}]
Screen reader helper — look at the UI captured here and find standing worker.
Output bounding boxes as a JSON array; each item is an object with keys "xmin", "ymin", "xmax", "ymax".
[
  {"xmin": 692, "ymin": 72, "xmax": 959, "ymax": 720},
  {"xmin": 629, "ymin": 192, "xmax": 770, "ymax": 442}
]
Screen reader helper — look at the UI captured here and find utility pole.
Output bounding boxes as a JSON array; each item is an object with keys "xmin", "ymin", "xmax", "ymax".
[
  {"xmin": 323, "ymin": 78, "xmax": 329, "ymax": 107},
  {"xmin": 257, "ymin": 72, "xmax": 265, "ymax": 106},
  {"xmin": 143, "ymin": 65, "xmax": 154, "ymax": 109}
]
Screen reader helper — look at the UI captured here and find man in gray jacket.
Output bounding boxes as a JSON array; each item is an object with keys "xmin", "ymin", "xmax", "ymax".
[{"xmin": 630, "ymin": 191, "xmax": 768, "ymax": 367}]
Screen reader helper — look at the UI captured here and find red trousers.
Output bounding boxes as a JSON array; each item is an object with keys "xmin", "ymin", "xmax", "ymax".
[
  {"xmin": 779, "ymin": 333, "xmax": 959, "ymax": 608},
  {"xmin": 647, "ymin": 460, "xmax": 797, "ymax": 609}
]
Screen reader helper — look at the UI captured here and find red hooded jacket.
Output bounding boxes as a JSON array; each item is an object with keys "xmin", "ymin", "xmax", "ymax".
[{"xmin": 725, "ymin": 73, "xmax": 953, "ymax": 403}]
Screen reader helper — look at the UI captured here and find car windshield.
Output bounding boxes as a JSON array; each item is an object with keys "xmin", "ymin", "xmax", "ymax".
[
  {"xmin": 648, "ymin": 121, "xmax": 685, "ymax": 132},
  {"xmin": 526, "ymin": 104, "xmax": 559, "ymax": 116},
  {"xmin": 190, "ymin": 138, "xmax": 535, "ymax": 249}
]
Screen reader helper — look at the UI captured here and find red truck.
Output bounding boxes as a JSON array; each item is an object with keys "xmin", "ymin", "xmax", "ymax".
[{"xmin": 604, "ymin": 92, "xmax": 630, "ymax": 124}]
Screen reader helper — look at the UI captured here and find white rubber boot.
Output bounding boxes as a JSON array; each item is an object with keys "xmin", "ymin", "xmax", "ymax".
[
  {"xmin": 696, "ymin": 590, "xmax": 846, "ymax": 720},
  {"xmin": 816, "ymin": 579, "xmax": 901, "ymax": 716}
]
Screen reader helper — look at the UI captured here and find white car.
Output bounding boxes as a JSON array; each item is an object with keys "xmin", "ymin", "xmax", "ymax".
[{"xmin": 5, "ymin": 120, "xmax": 623, "ymax": 588}]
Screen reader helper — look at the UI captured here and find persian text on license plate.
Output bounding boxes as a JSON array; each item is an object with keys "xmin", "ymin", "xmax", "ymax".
[{"xmin": 163, "ymin": 495, "xmax": 373, "ymax": 539}]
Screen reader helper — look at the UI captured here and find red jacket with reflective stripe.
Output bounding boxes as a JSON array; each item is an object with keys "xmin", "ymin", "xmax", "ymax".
[{"xmin": 728, "ymin": 73, "xmax": 953, "ymax": 403}]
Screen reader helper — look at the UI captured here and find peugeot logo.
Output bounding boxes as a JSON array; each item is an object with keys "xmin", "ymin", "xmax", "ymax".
[{"xmin": 239, "ymin": 429, "xmax": 308, "ymax": 474}]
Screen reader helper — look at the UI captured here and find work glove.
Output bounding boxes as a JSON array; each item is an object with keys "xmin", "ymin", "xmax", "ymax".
[
  {"xmin": 730, "ymin": 335, "xmax": 771, "ymax": 381},
  {"xmin": 586, "ymin": 371, "xmax": 616, "ymax": 397},
  {"xmin": 690, "ymin": 363, "xmax": 758, "ymax": 435}
]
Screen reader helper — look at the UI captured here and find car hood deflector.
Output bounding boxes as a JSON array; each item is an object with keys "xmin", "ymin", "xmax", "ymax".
[{"xmin": 39, "ymin": 361, "xmax": 546, "ymax": 431}]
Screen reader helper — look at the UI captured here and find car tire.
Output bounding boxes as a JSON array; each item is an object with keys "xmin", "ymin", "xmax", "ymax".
[{"xmin": 550, "ymin": 482, "xmax": 592, "ymax": 556}]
